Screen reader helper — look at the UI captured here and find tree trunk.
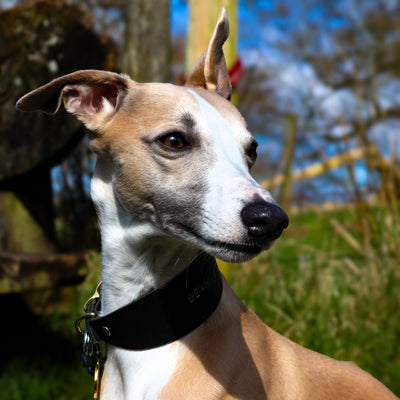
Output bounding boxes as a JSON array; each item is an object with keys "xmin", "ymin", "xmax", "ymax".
[{"xmin": 123, "ymin": 0, "xmax": 171, "ymax": 82}]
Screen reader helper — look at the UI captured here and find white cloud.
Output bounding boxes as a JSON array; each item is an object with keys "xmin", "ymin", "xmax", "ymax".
[
  {"xmin": 375, "ymin": 74, "xmax": 400, "ymax": 111},
  {"xmin": 368, "ymin": 118, "xmax": 400, "ymax": 158},
  {"xmin": 242, "ymin": 48, "xmax": 332, "ymax": 117}
]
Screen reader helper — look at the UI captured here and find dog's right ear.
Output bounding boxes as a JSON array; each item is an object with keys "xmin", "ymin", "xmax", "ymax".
[
  {"xmin": 185, "ymin": 8, "xmax": 232, "ymax": 101},
  {"xmin": 16, "ymin": 70, "xmax": 129, "ymax": 133}
]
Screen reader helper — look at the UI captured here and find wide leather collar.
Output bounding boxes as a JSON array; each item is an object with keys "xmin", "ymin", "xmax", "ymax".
[{"xmin": 89, "ymin": 253, "xmax": 223, "ymax": 350}]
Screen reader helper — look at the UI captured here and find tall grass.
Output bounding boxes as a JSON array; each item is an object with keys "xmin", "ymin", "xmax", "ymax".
[{"xmin": 230, "ymin": 205, "xmax": 400, "ymax": 395}]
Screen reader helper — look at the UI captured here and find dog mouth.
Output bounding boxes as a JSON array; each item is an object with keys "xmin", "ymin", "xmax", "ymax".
[
  {"xmin": 206, "ymin": 240, "xmax": 265, "ymax": 262},
  {"xmin": 207, "ymin": 240, "xmax": 262, "ymax": 255},
  {"xmin": 165, "ymin": 221, "xmax": 268, "ymax": 262}
]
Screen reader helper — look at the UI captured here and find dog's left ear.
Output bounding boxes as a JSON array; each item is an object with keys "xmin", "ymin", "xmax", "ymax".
[
  {"xmin": 16, "ymin": 70, "xmax": 129, "ymax": 133},
  {"xmin": 185, "ymin": 8, "xmax": 232, "ymax": 101}
]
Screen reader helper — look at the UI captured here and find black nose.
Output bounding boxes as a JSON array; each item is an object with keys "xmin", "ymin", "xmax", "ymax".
[{"xmin": 241, "ymin": 201, "xmax": 289, "ymax": 242}]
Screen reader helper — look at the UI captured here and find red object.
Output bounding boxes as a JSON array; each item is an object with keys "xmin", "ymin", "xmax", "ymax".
[{"xmin": 229, "ymin": 57, "xmax": 245, "ymax": 87}]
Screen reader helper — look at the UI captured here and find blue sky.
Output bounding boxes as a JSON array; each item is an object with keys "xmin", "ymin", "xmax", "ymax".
[{"xmin": 170, "ymin": 0, "xmax": 350, "ymax": 52}]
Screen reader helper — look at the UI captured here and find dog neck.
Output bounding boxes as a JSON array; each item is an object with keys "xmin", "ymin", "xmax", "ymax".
[{"xmin": 91, "ymin": 158, "xmax": 201, "ymax": 315}]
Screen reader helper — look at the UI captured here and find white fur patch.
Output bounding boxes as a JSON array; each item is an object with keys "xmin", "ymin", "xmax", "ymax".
[
  {"xmin": 188, "ymin": 90, "xmax": 276, "ymax": 260},
  {"xmin": 101, "ymin": 345, "xmax": 178, "ymax": 400}
]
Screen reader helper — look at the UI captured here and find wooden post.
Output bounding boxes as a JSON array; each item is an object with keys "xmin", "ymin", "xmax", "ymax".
[
  {"xmin": 279, "ymin": 113, "xmax": 297, "ymax": 211},
  {"xmin": 186, "ymin": 0, "xmax": 238, "ymax": 79}
]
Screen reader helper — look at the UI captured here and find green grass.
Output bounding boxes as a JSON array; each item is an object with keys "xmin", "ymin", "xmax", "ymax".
[
  {"xmin": 0, "ymin": 355, "xmax": 92, "ymax": 400},
  {"xmin": 1, "ymin": 206, "xmax": 399, "ymax": 398}
]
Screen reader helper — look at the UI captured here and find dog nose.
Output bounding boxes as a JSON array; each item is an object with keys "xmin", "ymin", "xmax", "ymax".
[{"xmin": 241, "ymin": 201, "xmax": 289, "ymax": 242}]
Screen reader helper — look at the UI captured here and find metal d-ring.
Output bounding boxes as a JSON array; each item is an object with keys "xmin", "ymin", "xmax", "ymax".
[{"xmin": 75, "ymin": 312, "xmax": 97, "ymax": 336}]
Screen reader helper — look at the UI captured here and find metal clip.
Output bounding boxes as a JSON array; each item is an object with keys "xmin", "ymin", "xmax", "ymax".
[
  {"xmin": 82, "ymin": 329, "xmax": 103, "ymax": 376},
  {"xmin": 75, "ymin": 281, "xmax": 105, "ymax": 397}
]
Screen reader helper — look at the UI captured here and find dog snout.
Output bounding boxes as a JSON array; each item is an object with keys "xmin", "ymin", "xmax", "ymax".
[{"xmin": 241, "ymin": 201, "xmax": 289, "ymax": 242}]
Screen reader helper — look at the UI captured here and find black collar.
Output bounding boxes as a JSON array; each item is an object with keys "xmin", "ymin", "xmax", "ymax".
[{"xmin": 89, "ymin": 253, "xmax": 223, "ymax": 350}]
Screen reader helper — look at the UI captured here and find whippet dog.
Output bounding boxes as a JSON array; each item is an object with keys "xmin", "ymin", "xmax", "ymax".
[{"xmin": 17, "ymin": 9, "xmax": 398, "ymax": 400}]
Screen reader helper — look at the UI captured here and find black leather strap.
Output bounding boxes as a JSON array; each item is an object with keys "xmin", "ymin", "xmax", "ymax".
[{"xmin": 89, "ymin": 253, "xmax": 223, "ymax": 350}]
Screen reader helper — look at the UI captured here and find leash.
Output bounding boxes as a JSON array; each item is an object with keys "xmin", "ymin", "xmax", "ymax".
[{"xmin": 75, "ymin": 253, "xmax": 222, "ymax": 398}]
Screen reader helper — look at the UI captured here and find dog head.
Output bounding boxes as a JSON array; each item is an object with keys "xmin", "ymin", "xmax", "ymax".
[{"xmin": 16, "ymin": 9, "xmax": 288, "ymax": 263}]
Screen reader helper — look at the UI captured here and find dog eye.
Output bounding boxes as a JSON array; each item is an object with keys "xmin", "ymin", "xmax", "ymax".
[
  {"xmin": 159, "ymin": 133, "xmax": 187, "ymax": 149},
  {"xmin": 246, "ymin": 142, "xmax": 258, "ymax": 164}
]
